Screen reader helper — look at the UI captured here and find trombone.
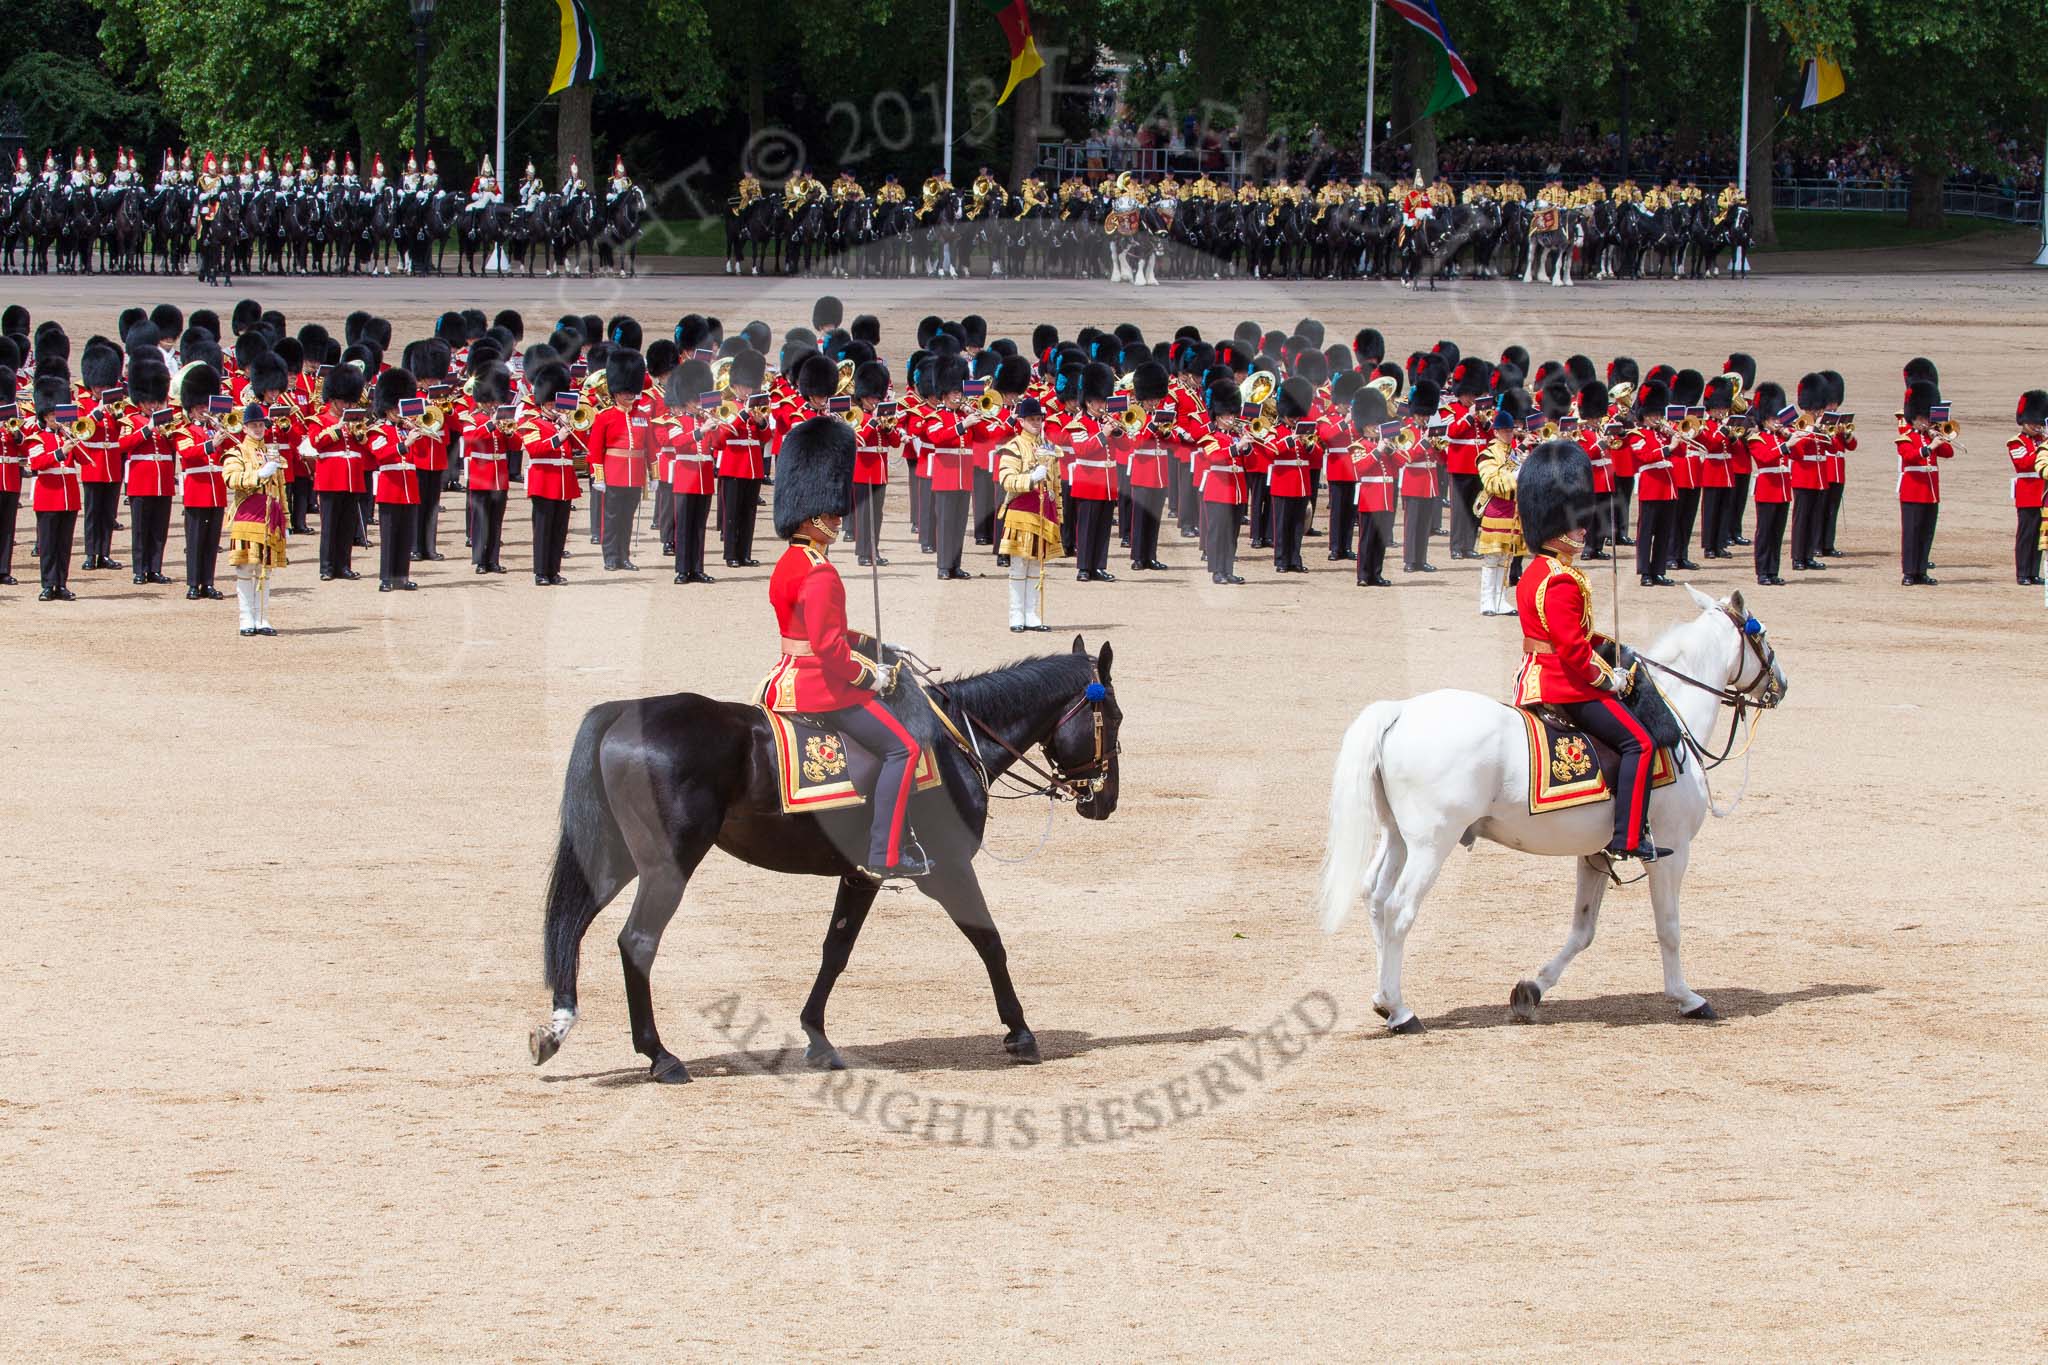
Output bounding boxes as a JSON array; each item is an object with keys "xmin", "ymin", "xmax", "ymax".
[{"xmin": 975, "ymin": 390, "xmax": 1006, "ymax": 416}]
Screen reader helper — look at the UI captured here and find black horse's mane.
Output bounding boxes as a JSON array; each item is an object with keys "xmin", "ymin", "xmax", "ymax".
[{"xmin": 889, "ymin": 651, "xmax": 1091, "ymax": 747}]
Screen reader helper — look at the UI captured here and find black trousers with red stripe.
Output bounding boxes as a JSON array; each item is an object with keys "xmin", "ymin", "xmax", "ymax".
[
  {"xmin": 824, "ymin": 699, "xmax": 922, "ymax": 868},
  {"xmin": 1557, "ymin": 695, "xmax": 1653, "ymax": 850}
]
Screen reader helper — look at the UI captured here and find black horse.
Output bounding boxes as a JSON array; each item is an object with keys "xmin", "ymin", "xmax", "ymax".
[
  {"xmin": 529, "ymin": 640, "xmax": 1123, "ymax": 1083},
  {"xmin": 725, "ymin": 197, "xmax": 776, "ymax": 275},
  {"xmin": 596, "ymin": 187, "xmax": 646, "ymax": 276},
  {"xmin": 197, "ymin": 194, "xmax": 240, "ymax": 285}
]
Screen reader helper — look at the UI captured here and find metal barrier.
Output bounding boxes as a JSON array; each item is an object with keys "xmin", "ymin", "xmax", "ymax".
[{"xmin": 1032, "ymin": 146, "xmax": 2045, "ymax": 226}]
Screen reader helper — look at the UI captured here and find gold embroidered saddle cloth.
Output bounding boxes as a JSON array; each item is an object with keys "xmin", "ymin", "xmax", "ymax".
[
  {"xmin": 759, "ymin": 706, "xmax": 943, "ymax": 815},
  {"xmin": 1515, "ymin": 705, "xmax": 1677, "ymax": 816}
]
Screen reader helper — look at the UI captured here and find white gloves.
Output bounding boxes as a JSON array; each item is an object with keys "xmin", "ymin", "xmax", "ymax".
[
  {"xmin": 257, "ymin": 460, "xmax": 282, "ymax": 481},
  {"xmin": 873, "ymin": 662, "xmax": 901, "ymax": 695},
  {"xmin": 1029, "ymin": 465, "xmax": 1049, "ymax": 485}
]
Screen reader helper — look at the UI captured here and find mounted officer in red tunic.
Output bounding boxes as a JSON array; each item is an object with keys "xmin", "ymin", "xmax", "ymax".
[
  {"xmin": 761, "ymin": 417, "xmax": 931, "ymax": 881},
  {"xmin": 1512, "ymin": 440, "xmax": 1667, "ymax": 862}
]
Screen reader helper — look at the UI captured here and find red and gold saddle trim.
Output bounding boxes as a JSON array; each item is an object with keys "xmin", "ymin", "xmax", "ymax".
[
  {"xmin": 1519, "ymin": 708, "xmax": 1676, "ymax": 815},
  {"xmin": 760, "ymin": 706, "xmax": 942, "ymax": 814}
]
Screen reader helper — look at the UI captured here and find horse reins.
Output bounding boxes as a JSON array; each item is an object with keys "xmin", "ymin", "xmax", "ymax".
[
  {"xmin": 900, "ymin": 651, "xmax": 1117, "ymax": 803},
  {"xmin": 1639, "ymin": 605, "xmax": 1781, "ymax": 772}
]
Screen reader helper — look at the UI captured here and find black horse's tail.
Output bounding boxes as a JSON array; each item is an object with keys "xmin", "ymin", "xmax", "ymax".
[{"xmin": 541, "ymin": 703, "xmax": 629, "ymax": 1010}]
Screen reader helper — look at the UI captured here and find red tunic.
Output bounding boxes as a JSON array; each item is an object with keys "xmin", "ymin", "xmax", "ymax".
[
  {"xmin": 1825, "ymin": 426, "xmax": 1854, "ymax": 486},
  {"xmin": 369, "ymin": 424, "xmax": 421, "ymax": 504},
  {"xmin": 1396, "ymin": 422, "xmax": 1438, "ymax": 499},
  {"xmin": 76, "ymin": 404, "xmax": 124, "ymax": 484},
  {"xmin": 175, "ymin": 426, "xmax": 228, "ymax": 508},
  {"xmin": 707, "ymin": 407, "xmax": 770, "ymax": 480},
  {"xmin": 25, "ymin": 428, "xmax": 85, "ymax": 513},
  {"xmin": 521, "ymin": 417, "xmax": 583, "ymax": 502},
  {"xmin": 661, "ymin": 410, "xmax": 716, "ymax": 496},
  {"xmin": 589, "ymin": 401, "xmax": 652, "ymax": 489},
  {"xmin": 1193, "ymin": 432, "xmax": 1247, "ymax": 506},
  {"xmin": 1747, "ymin": 432, "xmax": 1791, "ymax": 505},
  {"xmin": 965, "ymin": 409, "xmax": 1013, "ymax": 481},
  {"xmin": 1896, "ymin": 429, "xmax": 1952, "ymax": 505},
  {"xmin": 760, "ymin": 535, "xmax": 882, "ymax": 712},
  {"xmin": 1577, "ymin": 429, "xmax": 1616, "ymax": 496},
  {"xmin": 1787, "ymin": 428, "xmax": 1828, "ymax": 493},
  {"xmin": 310, "ymin": 416, "xmax": 372, "ymax": 495},
  {"xmin": 1059, "ymin": 412, "xmax": 1117, "ymax": 501},
  {"xmin": 120, "ymin": 421, "xmax": 181, "ymax": 498},
  {"xmin": 0, "ymin": 426, "xmax": 22, "ymax": 496},
  {"xmin": 1443, "ymin": 401, "xmax": 1483, "ymax": 476},
  {"xmin": 1267, "ymin": 430, "xmax": 1315, "ymax": 499},
  {"xmin": 1353, "ymin": 441, "xmax": 1401, "ymax": 514},
  {"xmin": 1513, "ymin": 555, "xmax": 1616, "ymax": 706},
  {"xmin": 1121, "ymin": 419, "xmax": 1173, "ymax": 490},
  {"xmin": 1696, "ymin": 420, "xmax": 1734, "ymax": 490},
  {"xmin": 1627, "ymin": 430, "xmax": 1674, "ymax": 501},
  {"xmin": 2009, "ymin": 433, "xmax": 2045, "ymax": 509},
  {"xmin": 853, "ymin": 410, "xmax": 899, "ymax": 487},
  {"xmin": 924, "ymin": 407, "xmax": 973, "ymax": 493},
  {"xmin": 462, "ymin": 413, "xmax": 516, "ymax": 493}
]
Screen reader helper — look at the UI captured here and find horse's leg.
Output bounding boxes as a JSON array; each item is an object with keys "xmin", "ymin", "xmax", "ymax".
[
  {"xmin": 919, "ymin": 865, "xmax": 1037, "ymax": 1061},
  {"xmin": 1512, "ymin": 857, "xmax": 1610, "ymax": 1022},
  {"xmin": 1648, "ymin": 847, "xmax": 1714, "ymax": 1019},
  {"xmin": 797, "ymin": 875, "xmax": 883, "ymax": 1069},
  {"xmin": 1363, "ymin": 830, "xmax": 1405, "ymax": 1017},
  {"xmin": 1375, "ymin": 829, "xmax": 1453, "ymax": 1033},
  {"xmin": 612, "ymin": 785, "xmax": 716, "ymax": 1081}
]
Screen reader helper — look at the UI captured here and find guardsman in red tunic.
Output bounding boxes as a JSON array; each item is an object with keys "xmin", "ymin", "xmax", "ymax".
[
  {"xmin": 707, "ymin": 347, "xmax": 770, "ymax": 568},
  {"xmin": 1266, "ymin": 377, "xmax": 1316, "ymax": 573},
  {"xmin": 1397, "ymin": 377, "xmax": 1443, "ymax": 573},
  {"xmin": 1193, "ymin": 369, "xmax": 1248, "ymax": 584},
  {"xmin": 1786, "ymin": 372, "xmax": 1832, "ymax": 573},
  {"xmin": 1512, "ymin": 441, "xmax": 1664, "ymax": 862},
  {"xmin": 173, "ymin": 366, "xmax": 229, "ymax": 600},
  {"xmin": 406, "ymin": 344, "xmax": 455, "ymax": 562},
  {"xmin": 2008, "ymin": 390, "xmax": 2045, "ymax": 586},
  {"xmin": 1817, "ymin": 369, "xmax": 1853, "ymax": 557},
  {"xmin": 117, "ymin": 362, "xmax": 178, "ymax": 583},
  {"xmin": 1744, "ymin": 382, "xmax": 1793, "ymax": 586},
  {"xmin": 461, "ymin": 364, "xmax": 515, "ymax": 574},
  {"xmin": 1626, "ymin": 378, "xmax": 1676, "ymax": 586},
  {"xmin": 1720, "ymin": 354, "xmax": 1757, "ymax": 546},
  {"xmin": 522, "ymin": 361, "xmax": 583, "ymax": 585},
  {"xmin": 1575, "ymin": 382, "xmax": 1617, "ymax": 561},
  {"xmin": 1442, "ymin": 360, "xmax": 1489, "ymax": 558},
  {"xmin": 1667, "ymin": 368, "xmax": 1706, "ymax": 572},
  {"xmin": 848, "ymin": 361, "xmax": 898, "ymax": 569},
  {"xmin": 588, "ymin": 349, "xmax": 652, "ymax": 571},
  {"xmin": 1896, "ymin": 379, "xmax": 1953, "ymax": 586},
  {"xmin": 920, "ymin": 355, "xmax": 975, "ymax": 580},
  {"xmin": 308, "ymin": 364, "xmax": 372, "ymax": 581},
  {"xmin": 75, "ymin": 343, "xmax": 126, "ymax": 571},
  {"xmin": 1348, "ymin": 385, "xmax": 1400, "ymax": 586},
  {"xmin": 1057, "ymin": 361, "xmax": 1118, "ymax": 582},
  {"xmin": 25, "ymin": 378, "xmax": 85, "ymax": 600},
  {"xmin": 0, "ymin": 386, "xmax": 22, "ymax": 588},
  {"xmin": 761, "ymin": 417, "xmax": 927, "ymax": 881},
  {"xmin": 1118, "ymin": 361, "xmax": 1176, "ymax": 572},
  {"xmin": 1696, "ymin": 376, "xmax": 1739, "ymax": 559},
  {"xmin": 368, "ymin": 368, "xmax": 423, "ymax": 591},
  {"xmin": 659, "ymin": 357, "xmax": 720, "ymax": 583}
]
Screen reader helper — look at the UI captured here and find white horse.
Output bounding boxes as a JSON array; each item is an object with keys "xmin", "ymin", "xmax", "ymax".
[{"xmin": 1316, "ymin": 585, "xmax": 1787, "ymax": 1032}]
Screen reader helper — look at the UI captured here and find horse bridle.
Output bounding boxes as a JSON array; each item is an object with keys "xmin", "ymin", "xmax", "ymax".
[
  {"xmin": 918, "ymin": 657, "xmax": 1119, "ymax": 803},
  {"xmin": 1641, "ymin": 604, "xmax": 1783, "ymax": 768}
]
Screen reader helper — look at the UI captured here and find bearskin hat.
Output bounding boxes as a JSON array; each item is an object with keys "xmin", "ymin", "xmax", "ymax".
[
  {"xmin": 1331, "ymin": 370, "xmax": 1364, "ymax": 406},
  {"xmin": 1203, "ymin": 368, "xmax": 1240, "ymax": 419},
  {"xmin": 1634, "ymin": 378, "xmax": 1670, "ymax": 420},
  {"xmin": 1750, "ymin": 381, "xmax": 1787, "ymax": 419},
  {"xmin": 1232, "ymin": 320, "xmax": 1262, "ymax": 345},
  {"xmin": 177, "ymin": 363, "xmax": 221, "ymax": 413},
  {"xmin": 1903, "ymin": 357, "xmax": 1939, "ymax": 389},
  {"xmin": 600, "ymin": 348, "xmax": 645, "ymax": 398},
  {"xmin": 772, "ymin": 418, "xmax": 857, "ymax": 542},
  {"xmin": 1295, "ymin": 317, "xmax": 1326, "ymax": 349},
  {"xmin": 125, "ymin": 320, "xmax": 163, "ymax": 355},
  {"xmin": 1565, "ymin": 354, "xmax": 1595, "ymax": 390},
  {"xmin": 127, "ymin": 360, "xmax": 170, "ymax": 405},
  {"xmin": 80, "ymin": 344, "xmax": 122, "ymax": 391},
  {"xmin": 1350, "ymin": 385, "xmax": 1392, "ymax": 433},
  {"xmin": 434, "ymin": 310, "xmax": 466, "ymax": 343},
  {"xmin": 189, "ymin": 310, "xmax": 222, "ymax": 343},
  {"xmin": 412, "ymin": 339, "xmax": 453, "ymax": 383},
  {"xmin": 1718, "ymin": 353, "xmax": 1754, "ymax": 393},
  {"xmin": 493, "ymin": 308, "xmax": 526, "ymax": 339},
  {"xmin": 1644, "ymin": 364, "xmax": 1677, "ymax": 393},
  {"xmin": 471, "ymin": 364, "xmax": 513, "ymax": 407},
  {"xmin": 2018, "ymin": 390, "xmax": 2048, "ymax": 428},
  {"xmin": 1449, "ymin": 358, "xmax": 1489, "ymax": 399},
  {"xmin": 1432, "ymin": 338, "xmax": 1460, "ymax": 368},
  {"xmin": 150, "ymin": 303, "xmax": 183, "ymax": 339},
  {"xmin": 1796, "ymin": 372, "xmax": 1828, "ymax": 412},
  {"xmin": 674, "ymin": 314, "xmax": 711, "ymax": 354},
  {"xmin": 1532, "ymin": 360, "xmax": 1566, "ymax": 392},
  {"xmin": 1324, "ymin": 343, "xmax": 1354, "ymax": 375},
  {"xmin": 644, "ymin": 339, "xmax": 679, "ymax": 379},
  {"xmin": 1576, "ymin": 381, "xmax": 1610, "ymax": 422},
  {"xmin": 1903, "ymin": 380, "xmax": 1939, "ymax": 423},
  {"xmin": 915, "ymin": 314, "xmax": 944, "ymax": 349},
  {"xmin": 727, "ymin": 348, "xmax": 767, "ymax": 391},
  {"xmin": 992, "ymin": 354, "xmax": 1031, "ymax": 398},
  {"xmin": 741, "ymin": 320, "xmax": 773, "ymax": 355},
  {"xmin": 1672, "ymin": 368, "xmax": 1705, "ymax": 408},
  {"xmin": 852, "ymin": 361, "xmax": 891, "ymax": 403},
  {"xmin": 793, "ymin": 352, "xmax": 838, "ymax": 400},
  {"xmin": 932, "ymin": 354, "xmax": 970, "ymax": 397},
  {"xmin": 811, "ymin": 295, "xmax": 844, "ymax": 332},
  {"xmin": 961, "ymin": 314, "xmax": 989, "ymax": 349},
  {"xmin": 1518, "ymin": 440, "xmax": 1598, "ymax": 552},
  {"xmin": 231, "ymin": 298, "xmax": 262, "ymax": 334},
  {"xmin": 1703, "ymin": 376, "xmax": 1738, "ymax": 412},
  {"xmin": 1494, "ymin": 386, "xmax": 1535, "ymax": 427},
  {"xmin": 1406, "ymin": 377, "xmax": 1441, "ymax": 420},
  {"xmin": 1539, "ymin": 380, "xmax": 1574, "ymax": 421},
  {"xmin": 607, "ymin": 316, "xmax": 644, "ymax": 352},
  {"xmin": 1353, "ymin": 327, "xmax": 1385, "ymax": 364},
  {"xmin": 1081, "ymin": 361, "xmax": 1116, "ymax": 403},
  {"xmin": 525, "ymin": 361, "xmax": 572, "ymax": 408},
  {"xmin": 1275, "ymin": 376, "xmax": 1315, "ymax": 422},
  {"xmin": 1499, "ymin": 344, "xmax": 1530, "ymax": 375},
  {"xmin": 1130, "ymin": 361, "xmax": 1170, "ymax": 404},
  {"xmin": 372, "ymin": 366, "xmax": 417, "ymax": 415},
  {"xmin": 1493, "ymin": 363, "xmax": 1525, "ymax": 395},
  {"xmin": 1607, "ymin": 355, "xmax": 1640, "ymax": 386},
  {"xmin": 247, "ymin": 351, "xmax": 290, "ymax": 398},
  {"xmin": 32, "ymin": 374, "xmax": 71, "ymax": 418},
  {"xmin": 1294, "ymin": 349, "xmax": 1331, "ymax": 388},
  {"xmin": 1821, "ymin": 370, "xmax": 1845, "ymax": 407},
  {"xmin": 665, "ymin": 358, "xmax": 712, "ymax": 409},
  {"xmin": 849, "ymin": 314, "xmax": 880, "ymax": 347}
]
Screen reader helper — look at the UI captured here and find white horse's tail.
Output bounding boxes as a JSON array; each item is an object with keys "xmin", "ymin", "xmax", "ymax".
[{"xmin": 1317, "ymin": 701, "xmax": 1400, "ymax": 933}]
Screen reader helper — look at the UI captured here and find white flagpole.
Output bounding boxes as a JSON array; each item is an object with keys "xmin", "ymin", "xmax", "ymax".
[
  {"xmin": 1363, "ymin": 1, "xmax": 1379, "ymax": 178},
  {"xmin": 486, "ymin": 0, "xmax": 510, "ymax": 273},
  {"xmin": 2033, "ymin": 120, "xmax": 2048, "ymax": 266},
  {"xmin": 1737, "ymin": 2, "xmax": 1753, "ymax": 194},
  {"xmin": 943, "ymin": 0, "xmax": 958, "ymax": 181}
]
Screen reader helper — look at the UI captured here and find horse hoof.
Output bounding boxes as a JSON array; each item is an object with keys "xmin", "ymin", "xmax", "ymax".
[
  {"xmin": 529, "ymin": 1026, "xmax": 561, "ymax": 1065},
  {"xmin": 649, "ymin": 1051, "xmax": 693, "ymax": 1084},
  {"xmin": 1004, "ymin": 1028, "xmax": 1041, "ymax": 1063},
  {"xmin": 1509, "ymin": 980, "xmax": 1543, "ymax": 1024},
  {"xmin": 1387, "ymin": 1013, "xmax": 1425, "ymax": 1035},
  {"xmin": 804, "ymin": 1040, "xmax": 846, "ymax": 1070},
  {"xmin": 1681, "ymin": 1001, "xmax": 1720, "ymax": 1022}
]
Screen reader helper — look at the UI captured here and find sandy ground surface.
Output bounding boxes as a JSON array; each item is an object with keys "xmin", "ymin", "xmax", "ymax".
[{"xmin": 7, "ymin": 257, "xmax": 2048, "ymax": 1359}]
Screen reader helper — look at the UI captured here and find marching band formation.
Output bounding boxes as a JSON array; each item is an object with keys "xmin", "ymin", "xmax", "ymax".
[
  {"xmin": 729, "ymin": 168, "xmax": 1756, "ymax": 284},
  {"xmin": 3, "ymin": 291, "xmax": 2043, "ymax": 636},
  {"xmin": 1, "ymin": 147, "xmax": 646, "ymax": 279}
]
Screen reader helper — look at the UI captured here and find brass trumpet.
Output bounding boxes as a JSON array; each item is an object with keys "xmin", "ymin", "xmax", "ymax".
[
  {"xmin": 67, "ymin": 414, "xmax": 97, "ymax": 439},
  {"xmin": 1935, "ymin": 417, "xmax": 1961, "ymax": 438},
  {"xmin": 418, "ymin": 403, "xmax": 447, "ymax": 437},
  {"xmin": 569, "ymin": 401, "xmax": 600, "ymax": 433},
  {"xmin": 1116, "ymin": 404, "xmax": 1149, "ymax": 435},
  {"xmin": 1675, "ymin": 415, "xmax": 1705, "ymax": 436},
  {"xmin": 975, "ymin": 391, "xmax": 1005, "ymax": 416}
]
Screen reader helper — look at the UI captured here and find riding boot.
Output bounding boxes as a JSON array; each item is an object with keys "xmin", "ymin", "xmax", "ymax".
[
  {"xmin": 1006, "ymin": 559, "xmax": 1029, "ymax": 631},
  {"xmin": 1477, "ymin": 559, "xmax": 1502, "ymax": 616},
  {"xmin": 235, "ymin": 568, "xmax": 259, "ymax": 635},
  {"xmin": 257, "ymin": 579, "xmax": 274, "ymax": 632}
]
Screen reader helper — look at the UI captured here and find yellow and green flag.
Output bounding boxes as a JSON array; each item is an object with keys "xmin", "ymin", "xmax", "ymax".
[
  {"xmin": 549, "ymin": 0, "xmax": 605, "ymax": 96},
  {"xmin": 1799, "ymin": 53, "xmax": 1844, "ymax": 109}
]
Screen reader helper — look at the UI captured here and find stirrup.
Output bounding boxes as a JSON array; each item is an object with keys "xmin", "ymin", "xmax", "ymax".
[{"xmin": 858, "ymin": 852, "xmax": 934, "ymax": 883}]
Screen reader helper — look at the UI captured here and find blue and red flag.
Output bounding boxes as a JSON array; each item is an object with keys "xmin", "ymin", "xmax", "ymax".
[{"xmin": 1382, "ymin": 0, "xmax": 1478, "ymax": 117}]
